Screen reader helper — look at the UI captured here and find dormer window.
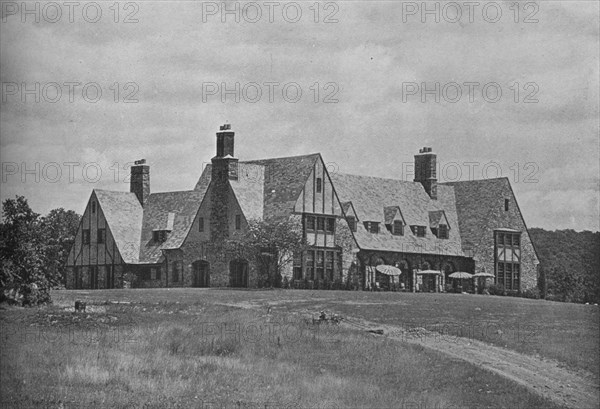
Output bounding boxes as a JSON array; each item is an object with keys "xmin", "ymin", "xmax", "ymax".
[
  {"xmin": 346, "ymin": 216, "xmax": 357, "ymax": 232},
  {"xmin": 438, "ymin": 224, "xmax": 449, "ymax": 239},
  {"xmin": 364, "ymin": 221, "xmax": 380, "ymax": 234},
  {"xmin": 153, "ymin": 230, "xmax": 169, "ymax": 243},
  {"xmin": 393, "ymin": 220, "xmax": 404, "ymax": 236},
  {"xmin": 411, "ymin": 226, "xmax": 426, "ymax": 237}
]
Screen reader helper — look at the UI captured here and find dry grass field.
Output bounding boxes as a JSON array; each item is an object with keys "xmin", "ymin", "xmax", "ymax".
[{"xmin": 1, "ymin": 289, "xmax": 598, "ymax": 408}]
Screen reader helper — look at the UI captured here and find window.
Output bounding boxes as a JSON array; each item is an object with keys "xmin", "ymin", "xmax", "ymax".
[
  {"xmin": 306, "ymin": 250, "xmax": 315, "ymax": 280},
  {"xmin": 317, "ymin": 217, "xmax": 325, "ymax": 231},
  {"xmin": 82, "ymin": 230, "xmax": 90, "ymax": 244},
  {"xmin": 364, "ymin": 222, "xmax": 379, "ymax": 234},
  {"xmin": 306, "ymin": 215, "xmax": 316, "ymax": 231},
  {"xmin": 151, "ymin": 268, "xmax": 157, "ymax": 280},
  {"xmin": 411, "ymin": 226, "xmax": 426, "ymax": 237},
  {"xmin": 326, "ymin": 218, "xmax": 335, "ymax": 233},
  {"xmin": 316, "ymin": 251, "xmax": 325, "ymax": 280},
  {"xmin": 316, "ymin": 177, "xmax": 322, "ymax": 193},
  {"xmin": 153, "ymin": 230, "xmax": 168, "ymax": 242},
  {"xmin": 141, "ymin": 269, "xmax": 151, "ymax": 281},
  {"xmin": 172, "ymin": 261, "xmax": 180, "ymax": 282},
  {"xmin": 392, "ymin": 221, "xmax": 404, "ymax": 236},
  {"xmin": 346, "ymin": 216, "xmax": 357, "ymax": 232},
  {"xmin": 504, "ymin": 198, "xmax": 509, "ymax": 211},
  {"xmin": 198, "ymin": 217, "xmax": 204, "ymax": 232},
  {"xmin": 156, "ymin": 267, "xmax": 162, "ymax": 280},
  {"xmin": 235, "ymin": 214, "xmax": 241, "ymax": 230},
  {"xmin": 293, "ymin": 252, "xmax": 303, "ymax": 280},
  {"xmin": 325, "ymin": 252, "xmax": 334, "ymax": 281},
  {"xmin": 91, "ymin": 201, "xmax": 96, "ymax": 214},
  {"xmin": 495, "ymin": 231, "xmax": 521, "ymax": 290},
  {"xmin": 438, "ymin": 224, "xmax": 448, "ymax": 239},
  {"xmin": 97, "ymin": 228, "xmax": 106, "ymax": 244}
]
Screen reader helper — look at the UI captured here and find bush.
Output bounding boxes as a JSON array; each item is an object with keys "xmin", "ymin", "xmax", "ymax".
[
  {"xmin": 282, "ymin": 276, "xmax": 290, "ymax": 289},
  {"xmin": 521, "ymin": 287, "xmax": 541, "ymax": 299},
  {"xmin": 488, "ymin": 284, "xmax": 505, "ymax": 296}
]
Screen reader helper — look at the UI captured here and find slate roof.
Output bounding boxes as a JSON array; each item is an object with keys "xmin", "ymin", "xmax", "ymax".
[
  {"xmin": 194, "ymin": 154, "xmax": 321, "ymax": 222},
  {"xmin": 138, "ymin": 189, "xmax": 207, "ymax": 263},
  {"xmin": 94, "ymin": 190, "xmax": 143, "ymax": 264},
  {"xmin": 330, "ymin": 173, "xmax": 466, "ymax": 256},
  {"xmin": 93, "ymin": 185, "xmax": 207, "ymax": 264}
]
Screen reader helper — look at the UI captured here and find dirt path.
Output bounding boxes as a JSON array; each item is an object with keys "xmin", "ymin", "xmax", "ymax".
[
  {"xmin": 230, "ymin": 300, "xmax": 599, "ymax": 409},
  {"xmin": 339, "ymin": 316, "xmax": 599, "ymax": 409}
]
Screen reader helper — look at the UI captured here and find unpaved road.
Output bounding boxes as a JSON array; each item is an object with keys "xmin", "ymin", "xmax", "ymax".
[
  {"xmin": 230, "ymin": 300, "xmax": 599, "ymax": 409},
  {"xmin": 340, "ymin": 316, "xmax": 600, "ymax": 409}
]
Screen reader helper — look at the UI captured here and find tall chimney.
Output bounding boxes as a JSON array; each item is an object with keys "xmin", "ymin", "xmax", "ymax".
[
  {"xmin": 130, "ymin": 159, "xmax": 150, "ymax": 206},
  {"xmin": 414, "ymin": 147, "xmax": 437, "ymax": 200},
  {"xmin": 210, "ymin": 124, "xmax": 238, "ymax": 242}
]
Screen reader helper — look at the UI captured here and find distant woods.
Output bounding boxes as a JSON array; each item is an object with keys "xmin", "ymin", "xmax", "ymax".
[{"xmin": 530, "ymin": 228, "xmax": 600, "ymax": 304}]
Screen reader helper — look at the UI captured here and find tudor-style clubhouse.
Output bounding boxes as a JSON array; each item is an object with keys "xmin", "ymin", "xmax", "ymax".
[{"xmin": 65, "ymin": 125, "xmax": 539, "ymax": 292}]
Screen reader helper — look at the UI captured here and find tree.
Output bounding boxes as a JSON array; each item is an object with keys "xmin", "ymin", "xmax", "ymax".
[
  {"xmin": 220, "ymin": 218, "xmax": 308, "ymax": 288},
  {"xmin": 0, "ymin": 196, "xmax": 81, "ymax": 305}
]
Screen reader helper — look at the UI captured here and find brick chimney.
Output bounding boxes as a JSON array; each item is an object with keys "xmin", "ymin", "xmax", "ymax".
[
  {"xmin": 210, "ymin": 124, "xmax": 238, "ymax": 242},
  {"xmin": 414, "ymin": 147, "xmax": 437, "ymax": 200},
  {"xmin": 130, "ymin": 159, "xmax": 150, "ymax": 206}
]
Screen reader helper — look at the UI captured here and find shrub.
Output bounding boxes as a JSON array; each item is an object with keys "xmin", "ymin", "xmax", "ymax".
[
  {"xmin": 488, "ymin": 284, "xmax": 505, "ymax": 296},
  {"xmin": 282, "ymin": 276, "xmax": 290, "ymax": 289},
  {"xmin": 521, "ymin": 288, "xmax": 541, "ymax": 299}
]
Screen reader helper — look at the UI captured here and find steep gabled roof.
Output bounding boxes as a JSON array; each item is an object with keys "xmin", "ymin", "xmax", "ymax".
[
  {"xmin": 194, "ymin": 154, "xmax": 321, "ymax": 222},
  {"xmin": 94, "ymin": 189, "xmax": 143, "ymax": 264},
  {"xmin": 138, "ymin": 189, "xmax": 207, "ymax": 263},
  {"xmin": 331, "ymin": 173, "xmax": 465, "ymax": 256}
]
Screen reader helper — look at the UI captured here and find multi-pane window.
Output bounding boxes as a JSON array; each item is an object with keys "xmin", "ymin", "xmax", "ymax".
[
  {"xmin": 97, "ymin": 228, "xmax": 106, "ymax": 244},
  {"xmin": 326, "ymin": 218, "xmax": 335, "ymax": 233},
  {"xmin": 293, "ymin": 252, "xmax": 303, "ymax": 280},
  {"xmin": 304, "ymin": 214, "xmax": 335, "ymax": 234},
  {"xmin": 156, "ymin": 267, "xmax": 162, "ymax": 280},
  {"xmin": 306, "ymin": 250, "xmax": 315, "ymax": 280},
  {"xmin": 82, "ymin": 230, "xmax": 90, "ymax": 244},
  {"xmin": 495, "ymin": 231, "xmax": 521, "ymax": 290},
  {"xmin": 346, "ymin": 216, "xmax": 357, "ymax": 232},
  {"xmin": 392, "ymin": 220, "xmax": 404, "ymax": 236},
  {"xmin": 411, "ymin": 226, "xmax": 426, "ymax": 237},
  {"xmin": 438, "ymin": 224, "xmax": 448, "ymax": 239},
  {"xmin": 198, "ymin": 217, "xmax": 204, "ymax": 232},
  {"xmin": 153, "ymin": 230, "xmax": 168, "ymax": 242},
  {"xmin": 364, "ymin": 221, "xmax": 380, "ymax": 234},
  {"xmin": 325, "ymin": 252, "xmax": 334, "ymax": 281},
  {"xmin": 316, "ymin": 177, "xmax": 322, "ymax": 193},
  {"xmin": 302, "ymin": 249, "xmax": 340, "ymax": 281},
  {"xmin": 316, "ymin": 251, "xmax": 325, "ymax": 280},
  {"xmin": 235, "ymin": 214, "xmax": 241, "ymax": 230},
  {"xmin": 306, "ymin": 215, "xmax": 316, "ymax": 231},
  {"xmin": 317, "ymin": 217, "xmax": 325, "ymax": 231}
]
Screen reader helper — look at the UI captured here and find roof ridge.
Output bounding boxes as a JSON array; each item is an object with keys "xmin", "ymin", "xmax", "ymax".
[
  {"xmin": 334, "ymin": 172, "xmax": 419, "ymax": 185},
  {"xmin": 241, "ymin": 152, "xmax": 321, "ymax": 163},
  {"xmin": 441, "ymin": 177, "xmax": 509, "ymax": 185}
]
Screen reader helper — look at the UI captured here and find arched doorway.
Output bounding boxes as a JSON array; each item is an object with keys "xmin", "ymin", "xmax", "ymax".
[
  {"xmin": 192, "ymin": 260, "xmax": 210, "ymax": 287},
  {"xmin": 230, "ymin": 259, "xmax": 249, "ymax": 288}
]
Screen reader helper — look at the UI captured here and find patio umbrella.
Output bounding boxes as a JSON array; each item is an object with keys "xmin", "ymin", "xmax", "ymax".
[
  {"xmin": 375, "ymin": 265, "xmax": 402, "ymax": 276},
  {"xmin": 417, "ymin": 269, "xmax": 442, "ymax": 275},
  {"xmin": 449, "ymin": 272, "xmax": 473, "ymax": 279}
]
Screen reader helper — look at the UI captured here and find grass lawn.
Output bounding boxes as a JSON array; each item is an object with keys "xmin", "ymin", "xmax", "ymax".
[{"xmin": 1, "ymin": 288, "xmax": 596, "ymax": 408}]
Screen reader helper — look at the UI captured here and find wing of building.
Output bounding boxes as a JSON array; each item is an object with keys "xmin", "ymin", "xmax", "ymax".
[{"xmin": 66, "ymin": 125, "xmax": 539, "ymax": 293}]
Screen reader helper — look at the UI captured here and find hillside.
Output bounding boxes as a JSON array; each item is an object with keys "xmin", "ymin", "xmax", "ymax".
[{"xmin": 529, "ymin": 228, "xmax": 600, "ymax": 303}]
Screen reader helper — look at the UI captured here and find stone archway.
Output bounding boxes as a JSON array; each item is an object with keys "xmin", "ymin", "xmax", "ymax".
[
  {"xmin": 230, "ymin": 259, "xmax": 249, "ymax": 288},
  {"xmin": 192, "ymin": 260, "xmax": 210, "ymax": 288}
]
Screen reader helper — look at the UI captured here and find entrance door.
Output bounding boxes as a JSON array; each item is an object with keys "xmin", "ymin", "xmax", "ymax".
[
  {"xmin": 192, "ymin": 261, "xmax": 210, "ymax": 287},
  {"xmin": 230, "ymin": 259, "xmax": 249, "ymax": 288}
]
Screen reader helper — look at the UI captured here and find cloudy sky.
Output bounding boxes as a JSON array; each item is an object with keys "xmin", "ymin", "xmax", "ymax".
[{"xmin": 1, "ymin": 0, "xmax": 598, "ymax": 231}]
